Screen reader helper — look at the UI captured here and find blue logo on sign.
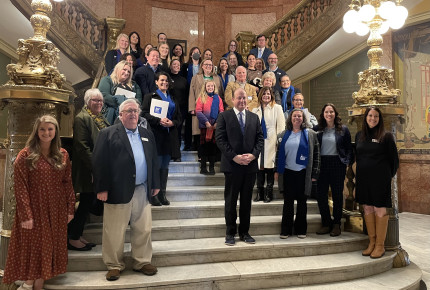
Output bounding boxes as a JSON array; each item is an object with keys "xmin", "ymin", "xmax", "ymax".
[{"xmin": 154, "ymin": 106, "xmax": 162, "ymax": 114}]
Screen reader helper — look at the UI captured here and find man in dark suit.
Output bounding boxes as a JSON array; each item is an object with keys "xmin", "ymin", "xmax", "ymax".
[
  {"xmin": 216, "ymin": 88, "xmax": 264, "ymax": 246},
  {"xmin": 263, "ymin": 53, "xmax": 286, "ymax": 93},
  {"xmin": 249, "ymin": 34, "xmax": 273, "ymax": 68},
  {"xmin": 134, "ymin": 48, "xmax": 164, "ymax": 95},
  {"xmin": 93, "ymin": 98, "xmax": 160, "ymax": 281}
]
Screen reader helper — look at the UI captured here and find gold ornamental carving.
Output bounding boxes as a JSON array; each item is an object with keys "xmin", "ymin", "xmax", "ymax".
[
  {"xmin": 105, "ymin": 17, "xmax": 126, "ymax": 52},
  {"xmin": 6, "ymin": 0, "xmax": 66, "ymax": 90},
  {"xmin": 236, "ymin": 31, "xmax": 255, "ymax": 63},
  {"xmin": 352, "ymin": 68, "xmax": 401, "ymax": 106}
]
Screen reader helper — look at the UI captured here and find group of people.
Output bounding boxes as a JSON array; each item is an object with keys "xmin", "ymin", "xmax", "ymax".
[{"xmin": 2, "ymin": 30, "xmax": 399, "ymax": 289}]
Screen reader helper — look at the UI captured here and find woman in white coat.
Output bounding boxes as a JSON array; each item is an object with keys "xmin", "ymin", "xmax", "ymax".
[{"xmin": 252, "ymin": 86, "xmax": 286, "ymax": 202}]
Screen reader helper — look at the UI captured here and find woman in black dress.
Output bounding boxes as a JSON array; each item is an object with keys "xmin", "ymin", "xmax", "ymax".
[{"xmin": 355, "ymin": 106, "xmax": 399, "ymax": 259}]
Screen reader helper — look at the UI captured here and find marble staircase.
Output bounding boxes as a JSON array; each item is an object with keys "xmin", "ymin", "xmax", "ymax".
[{"xmin": 44, "ymin": 151, "xmax": 422, "ymax": 289}]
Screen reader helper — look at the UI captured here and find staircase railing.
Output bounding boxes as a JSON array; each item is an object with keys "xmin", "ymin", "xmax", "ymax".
[
  {"xmin": 237, "ymin": 0, "xmax": 350, "ymax": 71},
  {"xmin": 262, "ymin": 0, "xmax": 335, "ymax": 52},
  {"xmin": 11, "ymin": 0, "xmax": 107, "ymax": 79},
  {"xmin": 53, "ymin": 0, "xmax": 107, "ymax": 53}
]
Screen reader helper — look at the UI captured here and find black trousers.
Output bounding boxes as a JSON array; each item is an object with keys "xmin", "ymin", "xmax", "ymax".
[
  {"xmin": 179, "ymin": 104, "xmax": 192, "ymax": 149},
  {"xmin": 224, "ymin": 171, "xmax": 256, "ymax": 236},
  {"xmin": 68, "ymin": 192, "xmax": 95, "ymax": 240},
  {"xmin": 257, "ymin": 168, "xmax": 275, "ymax": 189},
  {"xmin": 317, "ymin": 155, "xmax": 346, "ymax": 226},
  {"xmin": 281, "ymin": 169, "xmax": 307, "ymax": 235}
]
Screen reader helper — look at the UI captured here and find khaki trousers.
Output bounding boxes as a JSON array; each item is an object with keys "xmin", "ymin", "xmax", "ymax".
[{"xmin": 102, "ymin": 185, "xmax": 152, "ymax": 271}]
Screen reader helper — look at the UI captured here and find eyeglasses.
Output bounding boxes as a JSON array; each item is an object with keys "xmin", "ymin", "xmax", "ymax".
[
  {"xmin": 230, "ymin": 44, "xmax": 237, "ymax": 47},
  {"xmin": 90, "ymin": 99, "xmax": 103, "ymax": 103},
  {"xmin": 203, "ymin": 64, "xmax": 213, "ymax": 67},
  {"xmin": 123, "ymin": 109, "xmax": 139, "ymax": 114},
  {"xmin": 268, "ymin": 57, "xmax": 278, "ymax": 60},
  {"xmin": 293, "ymin": 99, "xmax": 304, "ymax": 102}
]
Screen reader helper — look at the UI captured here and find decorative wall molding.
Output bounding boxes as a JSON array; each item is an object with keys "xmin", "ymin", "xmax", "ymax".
[{"xmin": 0, "ymin": 39, "xmax": 18, "ymax": 61}]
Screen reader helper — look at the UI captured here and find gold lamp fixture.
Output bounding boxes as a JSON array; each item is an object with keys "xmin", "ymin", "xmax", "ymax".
[
  {"xmin": 343, "ymin": 0, "xmax": 408, "ymax": 106},
  {"xmin": 343, "ymin": 0, "xmax": 410, "ymax": 268}
]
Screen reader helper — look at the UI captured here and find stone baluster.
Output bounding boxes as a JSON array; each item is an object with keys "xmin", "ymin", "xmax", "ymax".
[
  {"xmin": 274, "ymin": 29, "xmax": 279, "ymax": 50},
  {"xmin": 74, "ymin": 6, "xmax": 81, "ymax": 32},
  {"xmin": 82, "ymin": 12, "xmax": 89, "ymax": 37},
  {"xmin": 280, "ymin": 24, "xmax": 286, "ymax": 45},
  {"xmin": 67, "ymin": 4, "xmax": 73, "ymax": 25},
  {"xmin": 300, "ymin": 9, "xmax": 305, "ymax": 30}
]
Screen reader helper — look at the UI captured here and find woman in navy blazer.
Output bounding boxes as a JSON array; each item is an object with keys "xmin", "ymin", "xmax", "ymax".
[{"xmin": 315, "ymin": 103, "xmax": 353, "ymax": 237}]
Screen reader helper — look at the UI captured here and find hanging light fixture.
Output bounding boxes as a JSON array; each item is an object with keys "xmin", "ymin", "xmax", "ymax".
[{"xmin": 343, "ymin": 0, "xmax": 408, "ymax": 36}]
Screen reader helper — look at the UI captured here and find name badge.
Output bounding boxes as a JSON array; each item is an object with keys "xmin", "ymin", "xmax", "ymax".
[
  {"xmin": 371, "ymin": 139, "xmax": 379, "ymax": 143},
  {"xmin": 300, "ymin": 154, "xmax": 307, "ymax": 161},
  {"xmin": 142, "ymin": 137, "xmax": 148, "ymax": 142}
]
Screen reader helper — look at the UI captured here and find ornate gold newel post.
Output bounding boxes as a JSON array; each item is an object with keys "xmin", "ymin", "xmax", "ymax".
[
  {"xmin": 344, "ymin": 0, "xmax": 410, "ymax": 268},
  {"xmin": 0, "ymin": 0, "xmax": 71, "ymax": 285},
  {"xmin": 236, "ymin": 31, "xmax": 255, "ymax": 65}
]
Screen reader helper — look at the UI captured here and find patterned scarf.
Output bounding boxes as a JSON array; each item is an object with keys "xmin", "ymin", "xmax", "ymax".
[{"xmin": 85, "ymin": 106, "xmax": 109, "ymax": 129}]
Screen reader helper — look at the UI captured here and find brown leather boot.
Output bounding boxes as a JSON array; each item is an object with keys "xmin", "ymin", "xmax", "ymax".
[
  {"xmin": 362, "ymin": 213, "xmax": 376, "ymax": 256},
  {"xmin": 371, "ymin": 215, "xmax": 389, "ymax": 259}
]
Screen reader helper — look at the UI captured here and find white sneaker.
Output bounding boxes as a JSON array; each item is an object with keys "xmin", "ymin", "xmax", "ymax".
[
  {"xmin": 297, "ymin": 234, "xmax": 307, "ymax": 239},
  {"xmin": 279, "ymin": 234, "xmax": 289, "ymax": 239}
]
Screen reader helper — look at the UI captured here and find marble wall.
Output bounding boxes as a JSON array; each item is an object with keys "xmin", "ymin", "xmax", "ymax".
[
  {"xmin": 115, "ymin": 0, "xmax": 300, "ymax": 64},
  {"xmin": 398, "ymin": 154, "xmax": 430, "ymax": 214}
]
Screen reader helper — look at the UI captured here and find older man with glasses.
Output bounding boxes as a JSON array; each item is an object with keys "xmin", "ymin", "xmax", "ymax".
[{"xmin": 93, "ymin": 98, "xmax": 160, "ymax": 281}]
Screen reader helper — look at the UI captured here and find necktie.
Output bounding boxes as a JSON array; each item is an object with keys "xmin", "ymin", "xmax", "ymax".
[
  {"xmin": 258, "ymin": 48, "xmax": 262, "ymax": 58},
  {"xmin": 238, "ymin": 111, "xmax": 245, "ymax": 134}
]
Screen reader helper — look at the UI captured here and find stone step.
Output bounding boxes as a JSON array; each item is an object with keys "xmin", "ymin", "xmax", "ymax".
[
  {"xmin": 89, "ymin": 200, "xmax": 319, "ymax": 223},
  {"xmin": 66, "ymin": 233, "xmax": 367, "ymax": 271},
  {"xmin": 45, "ymin": 251, "xmax": 399, "ymax": 289},
  {"xmin": 166, "ymin": 173, "xmax": 226, "ymax": 186},
  {"xmin": 275, "ymin": 262, "xmax": 423, "ymax": 290},
  {"xmin": 176, "ymin": 150, "xmax": 198, "ymax": 162},
  {"xmin": 151, "ymin": 200, "xmax": 319, "ymax": 220},
  {"xmin": 165, "ymin": 185, "xmax": 279, "ymax": 202},
  {"xmin": 83, "ymin": 214, "xmax": 324, "ymax": 244},
  {"xmin": 168, "ymin": 161, "xmax": 220, "ymax": 173}
]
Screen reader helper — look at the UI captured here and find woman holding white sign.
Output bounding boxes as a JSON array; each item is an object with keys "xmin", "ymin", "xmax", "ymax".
[
  {"xmin": 98, "ymin": 60, "xmax": 142, "ymax": 125},
  {"xmin": 142, "ymin": 71, "xmax": 181, "ymax": 206}
]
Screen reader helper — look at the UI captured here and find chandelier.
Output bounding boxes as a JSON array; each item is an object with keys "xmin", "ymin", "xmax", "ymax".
[{"xmin": 343, "ymin": 0, "xmax": 408, "ymax": 37}]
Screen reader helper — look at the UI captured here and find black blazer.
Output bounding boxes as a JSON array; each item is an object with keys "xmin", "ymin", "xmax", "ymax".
[
  {"xmin": 216, "ymin": 109, "xmax": 264, "ymax": 173},
  {"xmin": 316, "ymin": 124, "xmax": 353, "ymax": 165},
  {"xmin": 92, "ymin": 122, "xmax": 160, "ymax": 204}
]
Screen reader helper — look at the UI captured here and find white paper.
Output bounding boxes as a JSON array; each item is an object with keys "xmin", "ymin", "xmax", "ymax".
[
  {"xmin": 115, "ymin": 87, "xmax": 136, "ymax": 99},
  {"xmin": 150, "ymin": 99, "xmax": 169, "ymax": 119}
]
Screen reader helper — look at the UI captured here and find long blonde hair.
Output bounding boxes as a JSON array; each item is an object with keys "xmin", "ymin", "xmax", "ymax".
[
  {"xmin": 199, "ymin": 80, "xmax": 219, "ymax": 104},
  {"xmin": 25, "ymin": 115, "xmax": 64, "ymax": 170},
  {"xmin": 110, "ymin": 60, "xmax": 133, "ymax": 87}
]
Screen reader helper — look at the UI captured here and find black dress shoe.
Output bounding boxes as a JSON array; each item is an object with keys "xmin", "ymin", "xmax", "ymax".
[
  {"xmin": 84, "ymin": 242, "xmax": 96, "ymax": 248},
  {"xmin": 225, "ymin": 235, "xmax": 235, "ymax": 246},
  {"xmin": 240, "ymin": 233, "xmax": 256, "ymax": 244},
  {"xmin": 68, "ymin": 241, "xmax": 92, "ymax": 251}
]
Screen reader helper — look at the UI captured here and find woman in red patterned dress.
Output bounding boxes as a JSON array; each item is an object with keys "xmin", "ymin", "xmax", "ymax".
[{"xmin": 3, "ymin": 115, "xmax": 75, "ymax": 290}]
